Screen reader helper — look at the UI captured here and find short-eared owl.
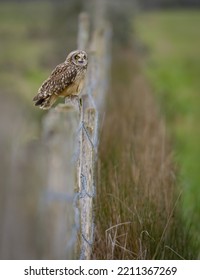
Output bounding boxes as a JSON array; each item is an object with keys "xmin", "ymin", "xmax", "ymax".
[{"xmin": 33, "ymin": 50, "xmax": 88, "ymax": 110}]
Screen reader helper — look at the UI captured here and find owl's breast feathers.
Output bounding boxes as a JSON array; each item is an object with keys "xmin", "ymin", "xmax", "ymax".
[{"xmin": 33, "ymin": 62, "xmax": 86, "ymax": 109}]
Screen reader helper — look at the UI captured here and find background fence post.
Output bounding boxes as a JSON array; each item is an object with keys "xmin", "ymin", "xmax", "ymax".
[{"xmin": 41, "ymin": 106, "xmax": 79, "ymax": 259}]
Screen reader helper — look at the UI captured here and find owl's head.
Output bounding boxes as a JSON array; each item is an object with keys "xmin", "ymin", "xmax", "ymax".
[{"xmin": 66, "ymin": 50, "xmax": 88, "ymax": 67}]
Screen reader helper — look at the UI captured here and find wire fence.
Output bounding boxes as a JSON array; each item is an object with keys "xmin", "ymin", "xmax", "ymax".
[{"xmin": 40, "ymin": 12, "xmax": 111, "ymax": 259}]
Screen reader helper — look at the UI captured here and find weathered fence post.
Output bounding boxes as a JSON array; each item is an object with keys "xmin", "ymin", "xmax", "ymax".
[
  {"xmin": 76, "ymin": 12, "xmax": 111, "ymax": 260},
  {"xmin": 40, "ymin": 11, "xmax": 111, "ymax": 260},
  {"xmin": 76, "ymin": 12, "xmax": 96, "ymax": 260},
  {"xmin": 41, "ymin": 107, "xmax": 79, "ymax": 259}
]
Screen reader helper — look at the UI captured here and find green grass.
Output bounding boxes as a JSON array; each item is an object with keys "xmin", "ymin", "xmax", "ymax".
[
  {"xmin": 93, "ymin": 47, "xmax": 195, "ymax": 259},
  {"xmin": 1, "ymin": 2, "xmax": 199, "ymax": 259},
  {"xmin": 135, "ymin": 10, "xmax": 200, "ymax": 251}
]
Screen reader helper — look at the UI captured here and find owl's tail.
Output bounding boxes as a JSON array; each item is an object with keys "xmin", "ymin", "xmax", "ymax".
[{"xmin": 33, "ymin": 94, "xmax": 57, "ymax": 110}]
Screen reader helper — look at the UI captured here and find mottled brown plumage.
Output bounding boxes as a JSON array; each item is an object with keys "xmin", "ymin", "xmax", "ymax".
[{"xmin": 33, "ymin": 50, "xmax": 88, "ymax": 110}]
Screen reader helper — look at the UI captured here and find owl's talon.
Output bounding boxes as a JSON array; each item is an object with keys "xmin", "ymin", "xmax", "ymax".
[{"xmin": 64, "ymin": 95, "xmax": 80, "ymax": 110}]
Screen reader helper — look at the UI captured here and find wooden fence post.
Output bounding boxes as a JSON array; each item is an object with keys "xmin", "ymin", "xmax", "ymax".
[
  {"xmin": 41, "ymin": 108, "xmax": 79, "ymax": 259},
  {"xmin": 76, "ymin": 12, "xmax": 96, "ymax": 260},
  {"xmin": 40, "ymin": 11, "xmax": 111, "ymax": 260},
  {"xmin": 76, "ymin": 12, "xmax": 111, "ymax": 260}
]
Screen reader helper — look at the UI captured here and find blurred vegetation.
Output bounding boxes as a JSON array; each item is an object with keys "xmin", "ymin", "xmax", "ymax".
[
  {"xmin": 0, "ymin": 2, "xmax": 52, "ymax": 101},
  {"xmin": 135, "ymin": 10, "xmax": 200, "ymax": 254},
  {"xmin": 93, "ymin": 46, "xmax": 197, "ymax": 260},
  {"xmin": 0, "ymin": 0, "xmax": 199, "ymax": 259}
]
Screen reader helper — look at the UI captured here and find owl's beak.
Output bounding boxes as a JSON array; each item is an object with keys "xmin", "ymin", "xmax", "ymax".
[{"xmin": 78, "ymin": 58, "xmax": 84, "ymax": 64}]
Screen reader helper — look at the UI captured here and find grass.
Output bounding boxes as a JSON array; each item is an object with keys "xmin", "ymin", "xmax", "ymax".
[
  {"xmin": 1, "ymin": 2, "xmax": 199, "ymax": 259},
  {"xmin": 92, "ymin": 48, "xmax": 194, "ymax": 259},
  {"xmin": 135, "ymin": 10, "xmax": 200, "ymax": 253}
]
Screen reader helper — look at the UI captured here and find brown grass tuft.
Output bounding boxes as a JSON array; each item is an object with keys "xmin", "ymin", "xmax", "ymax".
[{"xmin": 92, "ymin": 47, "xmax": 187, "ymax": 259}]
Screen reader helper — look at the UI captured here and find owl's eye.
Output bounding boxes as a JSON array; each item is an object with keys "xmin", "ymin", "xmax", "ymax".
[{"xmin": 75, "ymin": 55, "xmax": 79, "ymax": 60}]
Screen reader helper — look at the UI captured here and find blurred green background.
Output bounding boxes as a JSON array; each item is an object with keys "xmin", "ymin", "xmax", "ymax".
[
  {"xmin": 0, "ymin": 0, "xmax": 199, "ymax": 259},
  {"xmin": 135, "ymin": 10, "xmax": 200, "ymax": 246}
]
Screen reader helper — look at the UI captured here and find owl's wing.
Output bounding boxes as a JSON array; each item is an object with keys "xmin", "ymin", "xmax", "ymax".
[{"xmin": 33, "ymin": 63, "xmax": 77, "ymax": 102}]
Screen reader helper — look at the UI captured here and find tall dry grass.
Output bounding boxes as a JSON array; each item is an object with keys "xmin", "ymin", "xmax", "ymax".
[{"xmin": 92, "ymin": 47, "xmax": 192, "ymax": 259}]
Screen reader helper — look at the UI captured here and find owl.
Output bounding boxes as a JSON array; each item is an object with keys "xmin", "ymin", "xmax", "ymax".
[{"xmin": 33, "ymin": 50, "xmax": 88, "ymax": 110}]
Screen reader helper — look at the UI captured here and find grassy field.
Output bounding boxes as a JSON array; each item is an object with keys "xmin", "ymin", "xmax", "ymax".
[
  {"xmin": 92, "ymin": 45, "xmax": 197, "ymax": 259},
  {"xmin": 135, "ymin": 10, "xmax": 200, "ymax": 251},
  {"xmin": 93, "ymin": 9, "xmax": 200, "ymax": 260},
  {"xmin": 1, "ymin": 2, "xmax": 199, "ymax": 259}
]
